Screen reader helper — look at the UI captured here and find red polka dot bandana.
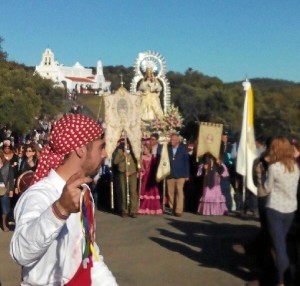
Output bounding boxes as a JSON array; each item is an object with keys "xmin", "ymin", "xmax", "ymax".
[{"xmin": 34, "ymin": 114, "xmax": 103, "ymax": 183}]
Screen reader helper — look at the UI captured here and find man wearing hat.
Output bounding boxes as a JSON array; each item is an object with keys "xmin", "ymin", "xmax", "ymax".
[{"xmin": 10, "ymin": 114, "xmax": 117, "ymax": 285}]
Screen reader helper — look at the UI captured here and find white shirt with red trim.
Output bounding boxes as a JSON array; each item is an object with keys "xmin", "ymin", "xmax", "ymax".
[{"xmin": 10, "ymin": 169, "xmax": 118, "ymax": 286}]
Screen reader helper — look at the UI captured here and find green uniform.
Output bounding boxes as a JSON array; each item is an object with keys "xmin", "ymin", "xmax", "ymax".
[{"xmin": 113, "ymin": 148, "xmax": 138, "ymax": 215}]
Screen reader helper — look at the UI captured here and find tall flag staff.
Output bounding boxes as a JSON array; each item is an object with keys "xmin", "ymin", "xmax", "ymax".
[
  {"xmin": 119, "ymin": 74, "xmax": 131, "ymax": 208},
  {"xmin": 109, "ymin": 165, "xmax": 114, "ymax": 210},
  {"xmin": 123, "ymin": 130, "xmax": 131, "ymax": 209},
  {"xmin": 236, "ymin": 79, "xmax": 257, "ymax": 206}
]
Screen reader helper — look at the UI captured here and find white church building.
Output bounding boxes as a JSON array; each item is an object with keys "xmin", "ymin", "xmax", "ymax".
[{"xmin": 34, "ymin": 48, "xmax": 111, "ymax": 94}]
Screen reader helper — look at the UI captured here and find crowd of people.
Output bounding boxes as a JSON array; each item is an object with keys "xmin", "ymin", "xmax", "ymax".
[
  {"xmin": 94, "ymin": 130, "xmax": 255, "ymax": 218},
  {"xmin": 91, "ymin": 128, "xmax": 300, "ymax": 286},
  {"xmin": 0, "ymin": 113, "xmax": 299, "ymax": 286},
  {"xmin": 0, "ymin": 135, "xmax": 40, "ymax": 231}
]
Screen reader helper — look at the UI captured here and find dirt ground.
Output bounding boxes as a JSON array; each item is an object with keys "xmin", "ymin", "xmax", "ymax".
[{"xmin": 0, "ymin": 210, "xmax": 260, "ymax": 286}]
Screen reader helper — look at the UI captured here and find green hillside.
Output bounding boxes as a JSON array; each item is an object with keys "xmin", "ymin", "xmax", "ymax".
[{"xmin": 1, "ymin": 36, "xmax": 299, "ymax": 141}]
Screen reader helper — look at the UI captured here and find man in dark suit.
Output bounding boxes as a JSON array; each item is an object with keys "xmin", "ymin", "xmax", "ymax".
[
  {"xmin": 167, "ymin": 133, "xmax": 190, "ymax": 216},
  {"xmin": 150, "ymin": 133, "xmax": 162, "ymax": 159}
]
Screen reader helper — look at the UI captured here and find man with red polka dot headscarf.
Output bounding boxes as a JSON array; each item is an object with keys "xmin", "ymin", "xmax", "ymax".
[{"xmin": 10, "ymin": 114, "xmax": 118, "ymax": 286}]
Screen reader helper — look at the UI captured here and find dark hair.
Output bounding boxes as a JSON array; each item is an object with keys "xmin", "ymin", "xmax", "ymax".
[
  {"xmin": 150, "ymin": 133, "xmax": 159, "ymax": 140},
  {"xmin": 255, "ymin": 135, "xmax": 265, "ymax": 145},
  {"xmin": 25, "ymin": 143, "xmax": 37, "ymax": 154}
]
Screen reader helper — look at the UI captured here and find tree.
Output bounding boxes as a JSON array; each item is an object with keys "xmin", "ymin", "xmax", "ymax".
[
  {"xmin": 0, "ymin": 39, "xmax": 65, "ymax": 134},
  {"xmin": 0, "ymin": 36, "xmax": 8, "ymax": 61}
]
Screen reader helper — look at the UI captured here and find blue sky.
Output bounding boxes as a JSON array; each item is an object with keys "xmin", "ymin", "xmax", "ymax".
[{"xmin": 1, "ymin": 0, "xmax": 299, "ymax": 83}]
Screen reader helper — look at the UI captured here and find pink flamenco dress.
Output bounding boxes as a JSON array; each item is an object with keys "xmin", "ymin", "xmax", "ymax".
[
  {"xmin": 197, "ymin": 162, "xmax": 228, "ymax": 215},
  {"xmin": 138, "ymin": 154, "xmax": 163, "ymax": 215}
]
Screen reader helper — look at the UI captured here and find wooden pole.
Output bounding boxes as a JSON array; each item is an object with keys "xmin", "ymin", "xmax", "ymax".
[
  {"xmin": 124, "ymin": 131, "xmax": 130, "ymax": 208},
  {"xmin": 110, "ymin": 166, "xmax": 114, "ymax": 210},
  {"xmin": 242, "ymin": 176, "xmax": 246, "ymax": 214}
]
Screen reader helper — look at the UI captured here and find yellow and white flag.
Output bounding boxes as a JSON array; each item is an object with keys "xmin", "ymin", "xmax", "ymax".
[
  {"xmin": 236, "ymin": 80, "xmax": 257, "ymax": 195},
  {"xmin": 156, "ymin": 143, "xmax": 170, "ymax": 182}
]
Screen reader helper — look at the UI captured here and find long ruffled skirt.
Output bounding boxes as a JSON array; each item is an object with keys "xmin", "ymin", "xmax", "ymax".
[
  {"xmin": 138, "ymin": 186, "xmax": 163, "ymax": 215},
  {"xmin": 197, "ymin": 185, "xmax": 228, "ymax": 215}
]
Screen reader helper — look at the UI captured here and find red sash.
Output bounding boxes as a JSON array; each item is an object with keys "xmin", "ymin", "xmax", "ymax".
[
  {"xmin": 65, "ymin": 259, "xmax": 93, "ymax": 286},
  {"xmin": 66, "ymin": 186, "xmax": 95, "ymax": 286}
]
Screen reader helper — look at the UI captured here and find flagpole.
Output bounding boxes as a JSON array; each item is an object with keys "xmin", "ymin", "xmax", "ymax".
[
  {"xmin": 162, "ymin": 179, "xmax": 166, "ymax": 212},
  {"xmin": 242, "ymin": 176, "xmax": 246, "ymax": 213},
  {"xmin": 110, "ymin": 165, "xmax": 114, "ymax": 210},
  {"xmin": 242, "ymin": 81, "xmax": 248, "ymax": 212},
  {"xmin": 124, "ymin": 130, "xmax": 130, "ymax": 209},
  {"xmin": 236, "ymin": 79, "xmax": 257, "ymax": 213}
]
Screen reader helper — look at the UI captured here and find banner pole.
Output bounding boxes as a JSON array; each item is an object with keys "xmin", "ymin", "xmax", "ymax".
[
  {"xmin": 110, "ymin": 167, "xmax": 114, "ymax": 210},
  {"xmin": 163, "ymin": 178, "xmax": 166, "ymax": 212},
  {"xmin": 124, "ymin": 130, "xmax": 130, "ymax": 209},
  {"xmin": 242, "ymin": 176, "xmax": 246, "ymax": 214}
]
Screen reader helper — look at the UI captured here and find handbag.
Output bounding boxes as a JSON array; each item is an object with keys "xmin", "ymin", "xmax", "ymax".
[
  {"xmin": 0, "ymin": 171, "xmax": 8, "ymax": 196},
  {"xmin": 0, "ymin": 182, "xmax": 7, "ymax": 196}
]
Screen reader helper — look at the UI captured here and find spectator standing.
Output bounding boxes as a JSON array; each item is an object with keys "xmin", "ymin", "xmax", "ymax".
[
  {"xmin": 14, "ymin": 144, "xmax": 39, "ymax": 197},
  {"xmin": 265, "ymin": 136, "xmax": 300, "ymax": 286},
  {"xmin": 166, "ymin": 133, "xmax": 190, "ymax": 217},
  {"xmin": 2, "ymin": 140, "xmax": 19, "ymax": 180},
  {"xmin": 18, "ymin": 144, "xmax": 38, "ymax": 175},
  {"xmin": 149, "ymin": 133, "xmax": 162, "ymax": 159},
  {"xmin": 0, "ymin": 150, "xmax": 14, "ymax": 231}
]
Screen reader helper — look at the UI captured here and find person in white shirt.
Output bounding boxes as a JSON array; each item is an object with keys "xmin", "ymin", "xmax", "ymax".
[
  {"xmin": 265, "ymin": 136, "xmax": 300, "ymax": 286},
  {"xmin": 10, "ymin": 114, "xmax": 118, "ymax": 286}
]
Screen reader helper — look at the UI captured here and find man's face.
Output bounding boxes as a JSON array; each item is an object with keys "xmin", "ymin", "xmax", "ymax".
[
  {"xmin": 222, "ymin": 135, "xmax": 228, "ymax": 143},
  {"xmin": 170, "ymin": 135, "xmax": 179, "ymax": 147},
  {"xmin": 83, "ymin": 139, "xmax": 107, "ymax": 177},
  {"xmin": 150, "ymin": 137, "xmax": 158, "ymax": 147}
]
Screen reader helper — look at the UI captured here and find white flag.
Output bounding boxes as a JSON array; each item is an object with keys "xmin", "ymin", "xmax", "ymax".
[
  {"xmin": 236, "ymin": 80, "xmax": 257, "ymax": 195},
  {"xmin": 156, "ymin": 143, "xmax": 170, "ymax": 182}
]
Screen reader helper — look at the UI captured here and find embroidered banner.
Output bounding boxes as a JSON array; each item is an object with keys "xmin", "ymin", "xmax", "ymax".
[
  {"xmin": 104, "ymin": 87, "xmax": 142, "ymax": 161},
  {"xmin": 196, "ymin": 122, "xmax": 223, "ymax": 160}
]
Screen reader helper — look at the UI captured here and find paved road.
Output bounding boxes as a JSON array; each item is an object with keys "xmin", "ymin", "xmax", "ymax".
[{"xmin": 0, "ymin": 210, "xmax": 259, "ymax": 286}]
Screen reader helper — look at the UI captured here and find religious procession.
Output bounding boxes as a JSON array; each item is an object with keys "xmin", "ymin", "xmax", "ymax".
[{"xmin": 0, "ymin": 51, "xmax": 299, "ymax": 286}]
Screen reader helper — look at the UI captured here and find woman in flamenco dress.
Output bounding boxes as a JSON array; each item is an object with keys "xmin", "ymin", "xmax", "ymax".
[
  {"xmin": 138, "ymin": 143, "xmax": 163, "ymax": 215},
  {"xmin": 197, "ymin": 153, "xmax": 228, "ymax": 215}
]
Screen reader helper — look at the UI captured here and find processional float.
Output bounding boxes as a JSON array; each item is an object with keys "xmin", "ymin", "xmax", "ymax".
[
  {"xmin": 131, "ymin": 51, "xmax": 173, "ymax": 210},
  {"xmin": 104, "ymin": 51, "xmax": 173, "ymax": 211}
]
